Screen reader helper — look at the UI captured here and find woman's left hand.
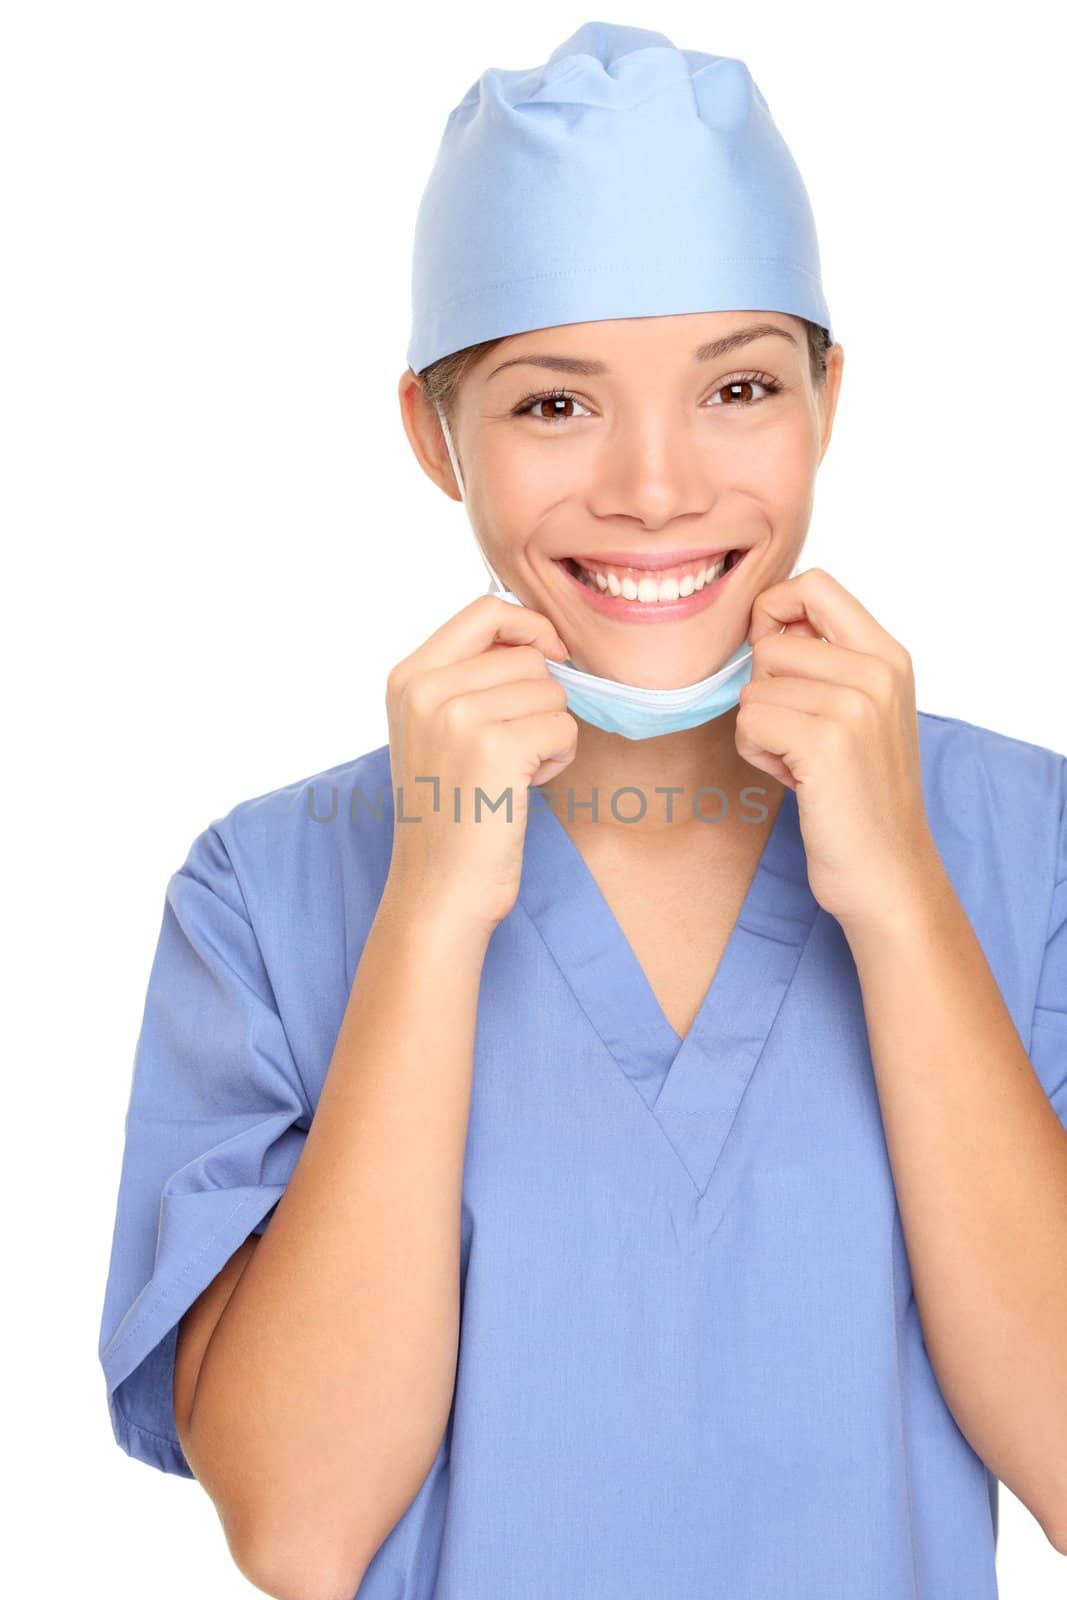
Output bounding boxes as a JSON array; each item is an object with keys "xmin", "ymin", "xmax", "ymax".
[{"xmin": 735, "ymin": 566, "xmax": 941, "ymax": 931}]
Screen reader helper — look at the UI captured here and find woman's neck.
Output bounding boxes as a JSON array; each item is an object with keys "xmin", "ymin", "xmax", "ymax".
[{"xmin": 541, "ymin": 708, "xmax": 779, "ymax": 837}]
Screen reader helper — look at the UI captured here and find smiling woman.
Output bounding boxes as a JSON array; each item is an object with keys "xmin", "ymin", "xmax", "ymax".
[
  {"xmin": 415, "ymin": 303, "xmax": 843, "ymax": 727},
  {"xmin": 98, "ymin": 17, "xmax": 1067, "ymax": 1600}
]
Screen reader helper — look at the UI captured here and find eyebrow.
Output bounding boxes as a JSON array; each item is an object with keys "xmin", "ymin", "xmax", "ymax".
[{"xmin": 484, "ymin": 322, "xmax": 800, "ymax": 382}]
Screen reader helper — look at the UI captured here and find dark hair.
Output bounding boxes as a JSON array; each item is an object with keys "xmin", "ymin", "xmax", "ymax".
[{"xmin": 416, "ymin": 318, "xmax": 833, "ymax": 432}]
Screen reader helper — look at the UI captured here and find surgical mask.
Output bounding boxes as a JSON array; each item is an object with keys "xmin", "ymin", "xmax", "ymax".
[{"xmin": 435, "ymin": 408, "xmax": 770, "ymax": 742}]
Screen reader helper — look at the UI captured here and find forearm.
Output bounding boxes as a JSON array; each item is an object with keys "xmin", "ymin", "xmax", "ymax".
[
  {"xmin": 185, "ymin": 880, "xmax": 491, "ymax": 1588},
  {"xmin": 841, "ymin": 857, "xmax": 1067, "ymax": 1547}
]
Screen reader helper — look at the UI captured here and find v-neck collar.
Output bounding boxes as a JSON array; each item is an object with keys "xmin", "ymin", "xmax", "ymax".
[{"xmin": 517, "ymin": 782, "xmax": 821, "ymax": 1197}]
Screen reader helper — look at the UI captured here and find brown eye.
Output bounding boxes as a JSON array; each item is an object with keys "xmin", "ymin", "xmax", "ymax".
[
  {"xmin": 705, "ymin": 374, "xmax": 781, "ymax": 409},
  {"xmin": 534, "ymin": 396, "xmax": 577, "ymax": 420},
  {"xmin": 513, "ymin": 389, "xmax": 592, "ymax": 423}
]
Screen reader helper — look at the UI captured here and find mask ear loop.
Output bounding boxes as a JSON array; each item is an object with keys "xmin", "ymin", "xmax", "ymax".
[{"xmin": 436, "ymin": 407, "xmax": 512, "ymax": 597}]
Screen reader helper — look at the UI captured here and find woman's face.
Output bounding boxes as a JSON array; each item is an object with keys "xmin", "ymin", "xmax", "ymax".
[{"xmin": 420, "ymin": 309, "xmax": 843, "ymax": 688}]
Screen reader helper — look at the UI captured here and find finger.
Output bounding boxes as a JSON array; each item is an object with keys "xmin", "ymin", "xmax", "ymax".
[
  {"xmin": 748, "ymin": 634, "xmax": 899, "ymax": 698},
  {"xmin": 781, "ymin": 618, "xmax": 820, "ymax": 639},
  {"xmin": 407, "ymin": 594, "xmax": 569, "ymax": 676},
  {"xmin": 496, "ymin": 710, "xmax": 581, "ymax": 785},
  {"xmin": 735, "ymin": 700, "xmax": 822, "ymax": 781},
  {"xmin": 740, "ymin": 674, "xmax": 877, "ymax": 724},
  {"xmin": 437, "ymin": 673, "xmax": 570, "ymax": 730},
  {"xmin": 399, "ymin": 642, "xmax": 567, "ymax": 720},
  {"xmin": 748, "ymin": 567, "xmax": 899, "ymax": 657}
]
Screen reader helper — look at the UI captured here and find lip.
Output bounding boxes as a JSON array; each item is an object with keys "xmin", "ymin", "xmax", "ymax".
[
  {"xmin": 565, "ymin": 547, "xmax": 737, "ymax": 573},
  {"xmin": 553, "ymin": 548, "xmax": 748, "ymax": 623}
]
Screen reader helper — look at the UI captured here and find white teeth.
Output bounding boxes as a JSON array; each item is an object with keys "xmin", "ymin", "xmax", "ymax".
[{"xmin": 571, "ymin": 555, "xmax": 732, "ymax": 603}]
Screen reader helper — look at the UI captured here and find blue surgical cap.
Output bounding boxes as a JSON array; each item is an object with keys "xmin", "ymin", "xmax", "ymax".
[{"xmin": 406, "ymin": 19, "xmax": 833, "ymax": 375}]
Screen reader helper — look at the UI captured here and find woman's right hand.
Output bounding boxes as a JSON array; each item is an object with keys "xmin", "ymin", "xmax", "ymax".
[{"xmin": 382, "ymin": 595, "xmax": 580, "ymax": 938}]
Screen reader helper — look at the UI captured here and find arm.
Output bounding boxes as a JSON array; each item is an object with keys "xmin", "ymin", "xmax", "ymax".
[
  {"xmin": 179, "ymin": 885, "xmax": 492, "ymax": 1599},
  {"xmin": 168, "ymin": 595, "xmax": 575, "ymax": 1599},
  {"xmin": 735, "ymin": 568, "xmax": 1067, "ymax": 1554},
  {"xmin": 175, "ymin": 1234, "xmax": 260, "ymax": 1450},
  {"xmin": 842, "ymin": 869, "xmax": 1067, "ymax": 1555}
]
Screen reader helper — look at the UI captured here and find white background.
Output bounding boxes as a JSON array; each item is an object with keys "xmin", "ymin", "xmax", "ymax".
[{"xmin": 5, "ymin": 2, "xmax": 1064, "ymax": 1594}]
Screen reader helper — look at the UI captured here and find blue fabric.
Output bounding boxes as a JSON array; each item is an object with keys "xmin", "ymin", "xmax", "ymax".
[
  {"xmin": 99, "ymin": 711, "xmax": 1067, "ymax": 1597},
  {"xmin": 406, "ymin": 19, "xmax": 833, "ymax": 374}
]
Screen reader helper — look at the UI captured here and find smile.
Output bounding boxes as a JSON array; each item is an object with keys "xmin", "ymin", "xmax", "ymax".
[{"xmin": 552, "ymin": 548, "xmax": 748, "ymax": 621}]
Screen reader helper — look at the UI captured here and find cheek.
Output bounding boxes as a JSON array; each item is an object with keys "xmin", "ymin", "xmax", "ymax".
[
  {"xmin": 728, "ymin": 425, "xmax": 817, "ymax": 519},
  {"xmin": 482, "ymin": 473, "xmax": 571, "ymax": 550},
  {"xmin": 734, "ymin": 418, "xmax": 813, "ymax": 480}
]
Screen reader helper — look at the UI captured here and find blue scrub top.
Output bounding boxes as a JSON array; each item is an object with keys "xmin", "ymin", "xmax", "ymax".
[{"xmin": 99, "ymin": 709, "xmax": 1067, "ymax": 1599}]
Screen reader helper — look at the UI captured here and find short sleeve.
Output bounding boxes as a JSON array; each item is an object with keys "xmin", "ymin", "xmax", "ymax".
[
  {"xmin": 98, "ymin": 824, "xmax": 311, "ymax": 1477},
  {"xmin": 1030, "ymin": 754, "xmax": 1067, "ymax": 1131}
]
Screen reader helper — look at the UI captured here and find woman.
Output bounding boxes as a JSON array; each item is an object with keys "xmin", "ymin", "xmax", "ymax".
[{"xmin": 98, "ymin": 21, "xmax": 1067, "ymax": 1599}]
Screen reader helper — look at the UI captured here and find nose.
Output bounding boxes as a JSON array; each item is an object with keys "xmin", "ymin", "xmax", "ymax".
[{"xmin": 586, "ymin": 416, "xmax": 712, "ymax": 531}]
